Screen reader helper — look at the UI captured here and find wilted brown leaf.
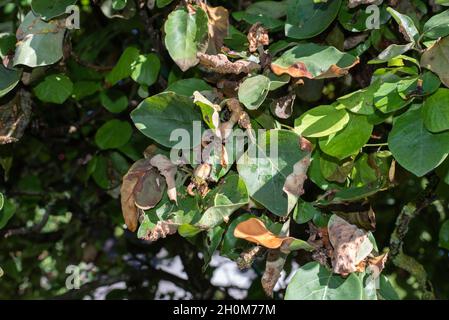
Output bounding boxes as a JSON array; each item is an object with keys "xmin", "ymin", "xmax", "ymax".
[
  {"xmin": 150, "ymin": 154, "xmax": 178, "ymax": 204},
  {"xmin": 200, "ymin": 3, "xmax": 229, "ymax": 54},
  {"xmin": 337, "ymin": 206, "xmax": 376, "ymax": 231},
  {"xmin": 270, "ymin": 93, "xmax": 296, "ymax": 119},
  {"xmin": 283, "ymin": 137, "xmax": 313, "ymax": 212},
  {"xmin": 120, "ymin": 159, "xmax": 165, "ymax": 232},
  {"xmin": 328, "ymin": 215, "xmax": 373, "ymax": 276},
  {"xmin": 146, "ymin": 220, "xmax": 178, "ymax": 242},
  {"xmin": 421, "ymin": 36, "xmax": 449, "ymax": 88},
  {"xmin": 0, "ymin": 90, "xmax": 31, "ymax": 145},
  {"xmin": 234, "ymin": 217, "xmax": 293, "ymax": 249},
  {"xmin": 261, "ymin": 249, "xmax": 287, "ymax": 297},
  {"xmin": 367, "ymin": 252, "xmax": 388, "ymax": 279},
  {"xmin": 197, "ymin": 52, "xmax": 261, "ymax": 74},
  {"xmin": 247, "ymin": 23, "xmax": 269, "ymax": 53}
]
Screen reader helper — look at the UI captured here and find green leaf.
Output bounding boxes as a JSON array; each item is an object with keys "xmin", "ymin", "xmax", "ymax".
[
  {"xmin": 131, "ymin": 92, "xmax": 203, "ymax": 148},
  {"xmin": 423, "ymin": 9, "xmax": 449, "ymax": 39},
  {"xmin": 131, "ymin": 53, "xmax": 161, "ymax": 87},
  {"xmin": 271, "ymin": 43, "xmax": 358, "ymax": 79},
  {"xmin": 369, "ymin": 43, "xmax": 415, "ymax": 64},
  {"xmin": 238, "ymin": 75, "xmax": 271, "ymax": 110},
  {"xmin": 13, "ymin": 12, "xmax": 66, "ymax": 67},
  {"xmin": 0, "ymin": 65, "xmax": 21, "ymax": 98},
  {"xmin": 285, "ymin": 261, "xmax": 363, "ymax": 300},
  {"xmin": 164, "ymin": 6, "xmax": 209, "ymax": 71},
  {"xmin": 0, "ymin": 198, "xmax": 17, "ymax": 230},
  {"xmin": 95, "ymin": 120, "xmax": 133, "ymax": 150},
  {"xmin": 337, "ymin": 81, "xmax": 380, "ymax": 115},
  {"xmin": 439, "ymin": 220, "xmax": 449, "ymax": 250},
  {"xmin": 294, "ymin": 104, "xmax": 350, "ymax": 138},
  {"xmin": 34, "ymin": 74, "xmax": 73, "ymax": 104},
  {"xmin": 237, "ymin": 130, "xmax": 310, "ymax": 216},
  {"xmin": 388, "ymin": 106, "xmax": 449, "ymax": 177},
  {"xmin": 374, "ymin": 78, "xmax": 413, "ymax": 113},
  {"xmin": 232, "ymin": 11, "xmax": 284, "ymax": 30},
  {"xmin": 203, "ymin": 225, "xmax": 225, "ymax": 271},
  {"xmin": 285, "ymin": 0, "xmax": 342, "ymax": 40},
  {"xmin": 156, "ymin": 0, "xmax": 174, "ymax": 8},
  {"xmin": 423, "ymin": 88, "xmax": 449, "ymax": 133},
  {"xmin": 293, "ymin": 200, "xmax": 320, "ymax": 224},
  {"xmin": 196, "ymin": 174, "xmax": 249, "ymax": 229},
  {"xmin": 319, "ymin": 114, "xmax": 373, "ymax": 160},
  {"xmin": 387, "ymin": 7, "xmax": 419, "ymax": 43},
  {"xmin": 112, "ymin": 0, "xmax": 127, "ymax": 10},
  {"xmin": 31, "ymin": 0, "xmax": 77, "ymax": 20},
  {"xmin": 71, "ymin": 81, "xmax": 102, "ymax": 100},
  {"xmin": 100, "ymin": 89, "xmax": 128, "ymax": 113},
  {"xmin": 106, "ymin": 47, "xmax": 140, "ymax": 85},
  {"xmin": 378, "ymin": 275, "xmax": 400, "ymax": 300},
  {"xmin": 165, "ymin": 78, "xmax": 212, "ymax": 96},
  {"xmin": 0, "ymin": 33, "xmax": 16, "ymax": 59}
]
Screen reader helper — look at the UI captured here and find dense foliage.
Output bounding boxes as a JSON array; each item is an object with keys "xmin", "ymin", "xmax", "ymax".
[{"xmin": 1, "ymin": 0, "xmax": 449, "ymax": 300}]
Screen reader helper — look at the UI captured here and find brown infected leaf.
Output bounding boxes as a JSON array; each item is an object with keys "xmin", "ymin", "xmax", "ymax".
[
  {"xmin": 247, "ymin": 23, "xmax": 269, "ymax": 53},
  {"xmin": 233, "ymin": 218, "xmax": 293, "ymax": 249},
  {"xmin": 146, "ymin": 220, "xmax": 178, "ymax": 242},
  {"xmin": 0, "ymin": 90, "xmax": 32, "ymax": 145},
  {"xmin": 200, "ymin": 3, "xmax": 229, "ymax": 54},
  {"xmin": 367, "ymin": 252, "xmax": 388, "ymax": 279},
  {"xmin": 421, "ymin": 36, "xmax": 449, "ymax": 88},
  {"xmin": 237, "ymin": 245, "xmax": 264, "ymax": 270},
  {"xmin": 271, "ymin": 59, "xmax": 360, "ymax": 80},
  {"xmin": 261, "ymin": 249, "xmax": 287, "ymax": 297},
  {"xmin": 197, "ymin": 52, "xmax": 261, "ymax": 74},
  {"xmin": 150, "ymin": 154, "xmax": 178, "ymax": 204},
  {"xmin": 328, "ymin": 215, "xmax": 373, "ymax": 276},
  {"xmin": 283, "ymin": 137, "xmax": 313, "ymax": 199},
  {"xmin": 120, "ymin": 159, "xmax": 165, "ymax": 232},
  {"xmin": 271, "ymin": 93, "xmax": 296, "ymax": 119}
]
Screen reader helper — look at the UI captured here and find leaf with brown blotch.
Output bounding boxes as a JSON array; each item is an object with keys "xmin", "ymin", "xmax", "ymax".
[
  {"xmin": 328, "ymin": 215, "xmax": 373, "ymax": 276},
  {"xmin": 146, "ymin": 220, "xmax": 179, "ymax": 242},
  {"xmin": 336, "ymin": 206, "xmax": 376, "ymax": 231},
  {"xmin": 262, "ymin": 249, "xmax": 287, "ymax": 297},
  {"xmin": 271, "ymin": 43, "xmax": 359, "ymax": 79},
  {"xmin": 150, "ymin": 154, "xmax": 178, "ymax": 204},
  {"xmin": 120, "ymin": 159, "xmax": 165, "ymax": 232},
  {"xmin": 197, "ymin": 52, "xmax": 261, "ymax": 74},
  {"xmin": 283, "ymin": 137, "xmax": 313, "ymax": 212},
  {"xmin": 233, "ymin": 217, "xmax": 293, "ymax": 249},
  {"xmin": 247, "ymin": 23, "xmax": 269, "ymax": 53},
  {"xmin": 421, "ymin": 36, "xmax": 449, "ymax": 88},
  {"xmin": 0, "ymin": 90, "xmax": 31, "ymax": 145},
  {"xmin": 200, "ymin": 3, "xmax": 229, "ymax": 54}
]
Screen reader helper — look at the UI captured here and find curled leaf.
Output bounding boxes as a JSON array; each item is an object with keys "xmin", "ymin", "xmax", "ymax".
[
  {"xmin": 233, "ymin": 217, "xmax": 292, "ymax": 249},
  {"xmin": 348, "ymin": 0, "xmax": 383, "ymax": 8},
  {"xmin": 197, "ymin": 52, "xmax": 261, "ymax": 74},
  {"xmin": 120, "ymin": 159, "xmax": 165, "ymax": 232},
  {"xmin": 367, "ymin": 252, "xmax": 388, "ymax": 279},
  {"xmin": 150, "ymin": 154, "xmax": 178, "ymax": 204},
  {"xmin": 328, "ymin": 215, "xmax": 373, "ymax": 276}
]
